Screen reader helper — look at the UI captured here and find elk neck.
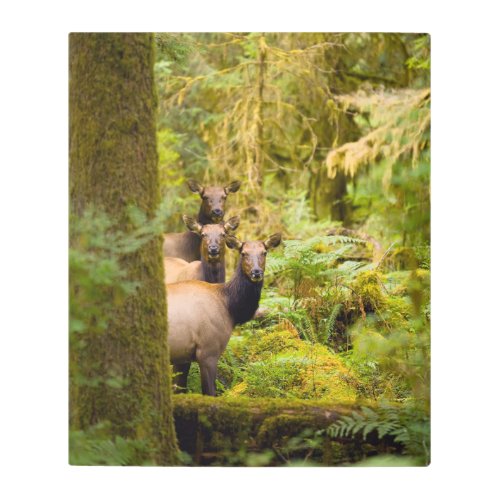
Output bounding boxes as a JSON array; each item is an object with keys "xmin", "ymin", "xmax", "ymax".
[
  {"xmin": 185, "ymin": 229, "xmax": 201, "ymax": 250},
  {"xmin": 200, "ymin": 256, "xmax": 226, "ymax": 283},
  {"xmin": 197, "ymin": 207, "xmax": 213, "ymax": 225},
  {"xmin": 222, "ymin": 260, "xmax": 263, "ymax": 326}
]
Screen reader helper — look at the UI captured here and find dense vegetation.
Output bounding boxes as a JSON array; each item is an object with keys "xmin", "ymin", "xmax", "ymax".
[{"xmin": 69, "ymin": 32, "xmax": 430, "ymax": 466}]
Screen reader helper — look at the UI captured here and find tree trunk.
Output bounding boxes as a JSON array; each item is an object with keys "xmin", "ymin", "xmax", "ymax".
[
  {"xmin": 69, "ymin": 33, "xmax": 178, "ymax": 465},
  {"xmin": 253, "ymin": 35, "xmax": 266, "ymax": 189},
  {"xmin": 310, "ymin": 33, "xmax": 360, "ymax": 224},
  {"xmin": 314, "ymin": 168, "xmax": 352, "ymax": 222}
]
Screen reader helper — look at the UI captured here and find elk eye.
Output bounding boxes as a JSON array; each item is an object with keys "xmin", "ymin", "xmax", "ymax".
[{"xmin": 263, "ymin": 251, "xmax": 268, "ymax": 256}]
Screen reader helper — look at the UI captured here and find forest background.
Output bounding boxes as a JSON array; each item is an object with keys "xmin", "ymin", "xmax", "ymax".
[{"xmin": 156, "ymin": 32, "xmax": 430, "ymax": 465}]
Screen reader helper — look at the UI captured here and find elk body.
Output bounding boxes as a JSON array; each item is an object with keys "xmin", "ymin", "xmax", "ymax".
[
  {"xmin": 167, "ymin": 233, "xmax": 282, "ymax": 396},
  {"xmin": 164, "ymin": 215, "xmax": 240, "ymax": 285},
  {"xmin": 163, "ymin": 179, "xmax": 241, "ymax": 262}
]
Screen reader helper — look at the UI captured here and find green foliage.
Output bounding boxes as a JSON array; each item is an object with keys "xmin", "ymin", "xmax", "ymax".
[
  {"xmin": 69, "ymin": 422, "xmax": 154, "ymax": 465},
  {"xmin": 69, "ymin": 209, "xmax": 135, "ymax": 342},
  {"xmin": 265, "ymin": 235, "xmax": 372, "ymax": 308},
  {"xmin": 69, "ymin": 204, "xmax": 170, "ymax": 342},
  {"xmin": 325, "ymin": 404, "xmax": 430, "ymax": 465},
  {"xmin": 213, "ymin": 328, "xmax": 360, "ymax": 401},
  {"xmin": 155, "ymin": 33, "xmax": 194, "ymax": 68},
  {"xmin": 405, "ymin": 34, "xmax": 431, "ymax": 72}
]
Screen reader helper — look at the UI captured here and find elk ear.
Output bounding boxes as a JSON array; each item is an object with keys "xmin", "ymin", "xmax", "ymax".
[
  {"xmin": 187, "ymin": 179, "xmax": 204, "ymax": 195},
  {"xmin": 182, "ymin": 215, "xmax": 202, "ymax": 234},
  {"xmin": 264, "ymin": 233, "xmax": 282, "ymax": 250},
  {"xmin": 224, "ymin": 180, "xmax": 241, "ymax": 194},
  {"xmin": 226, "ymin": 235, "xmax": 243, "ymax": 250},
  {"xmin": 223, "ymin": 215, "xmax": 240, "ymax": 234}
]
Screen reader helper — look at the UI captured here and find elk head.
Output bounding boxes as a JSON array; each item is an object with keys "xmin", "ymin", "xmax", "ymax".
[
  {"xmin": 183, "ymin": 215, "xmax": 240, "ymax": 262},
  {"xmin": 187, "ymin": 179, "xmax": 241, "ymax": 223},
  {"xmin": 226, "ymin": 233, "xmax": 282, "ymax": 282}
]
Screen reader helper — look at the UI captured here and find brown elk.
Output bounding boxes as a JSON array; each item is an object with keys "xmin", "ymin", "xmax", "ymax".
[
  {"xmin": 164, "ymin": 215, "xmax": 240, "ymax": 284},
  {"xmin": 163, "ymin": 179, "xmax": 241, "ymax": 262},
  {"xmin": 167, "ymin": 233, "xmax": 282, "ymax": 396}
]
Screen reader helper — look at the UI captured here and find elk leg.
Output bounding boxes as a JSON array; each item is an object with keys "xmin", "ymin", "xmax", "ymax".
[
  {"xmin": 199, "ymin": 357, "xmax": 218, "ymax": 396},
  {"xmin": 173, "ymin": 362, "xmax": 191, "ymax": 393}
]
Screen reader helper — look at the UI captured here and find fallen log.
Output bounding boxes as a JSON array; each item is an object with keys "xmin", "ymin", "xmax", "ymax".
[
  {"xmin": 327, "ymin": 227, "xmax": 383, "ymax": 262},
  {"xmin": 172, "ymin": 394, "xmax": 403, "ymax": 466}
]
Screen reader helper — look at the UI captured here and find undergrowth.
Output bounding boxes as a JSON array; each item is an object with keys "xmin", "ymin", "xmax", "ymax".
[{"xmin": 180, "ymin": 232, "xmax": 430, "ymax": 464}]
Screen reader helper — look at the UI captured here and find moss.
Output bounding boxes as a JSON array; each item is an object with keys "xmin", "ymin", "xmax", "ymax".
[
  {"xmin": 352, "ymin": 270, "xmax": 387, "ymax": 312},
  {"xmin": 323, "ymin": 440, "xmax": 349, "ymax": 465},
  {"xmin": 225, "ymin": 333, "xmax": 361, "ymax": 402},
  {"xmin": 256, "ymin": 414, "xmax": 316, "ymax": 447},
  {"xmin": 384, "ymin": 269, "xmax": 430, "ymax": 300},
  {"xmin": 246, "ymin": 328, "xmax": 302, "ymax": 361},
  {"xmin": 383, "ymin": 295, "xmax": 413, "ymax": 326},
  {"xmin": 312, "ymin": 241, "xmax": 331, "ymax": 253},
  {"xmin": 384, "ymin": 247, "xmax": 418, "ymax": 271}
]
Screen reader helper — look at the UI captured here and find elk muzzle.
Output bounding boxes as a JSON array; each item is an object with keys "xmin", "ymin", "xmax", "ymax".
[
  {"xmin": 211, "ymin": 208, "xmax": 223, "ymax": 221},
  {"xmin": 249, "ymin": 269, "xmax": 264, "ymax": 282}
]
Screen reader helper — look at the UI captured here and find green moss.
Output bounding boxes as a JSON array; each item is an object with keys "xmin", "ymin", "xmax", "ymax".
[
  {"xmin": 352, "ymin": 270, "xmax": 387, "ymax": 312},
  {"xmin": 323, "ymin": 440, "xmax": 349, "ymax": 465},
  {"xmin": 257, "ymin": 414, "xmax": 316, "ymax": 447},
  {"xmin": 382, "ymin": 295, "xmax": 413, "ymax": 327},
  {"xmin": 246, "ymin": 329, "xmax": 302, "ymax": 361},
  {"xmin": 225, "ymin": 332, "xmax": 361, "ymax": 402},
  {"xmin": 385, "ymin": 247, "xmax": 417, "ymax": 271},
  {"xmin": 384, "ymin": 269, "xmax": 429, "ymax": 300}
]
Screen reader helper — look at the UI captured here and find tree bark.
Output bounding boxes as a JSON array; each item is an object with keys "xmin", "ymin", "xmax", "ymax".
[
  {"xmin": 253, "ymin": 35, "xmax": 266, "ymax": 189},
  {"xmin": 305, "ymin": 34, "xmax": 360, "ymax": 224},
  {"xmin": 69, "ymin": 33, "xmax": 178, "ymax": 465}
]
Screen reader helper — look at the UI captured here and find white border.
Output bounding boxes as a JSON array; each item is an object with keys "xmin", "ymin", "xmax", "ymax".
[{"xmin": 2, "ymin": 1, "xmax": 500, "ymax": 499}]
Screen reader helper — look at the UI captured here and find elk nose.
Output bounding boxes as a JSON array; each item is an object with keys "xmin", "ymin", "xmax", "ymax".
[
  {"xmin": 250, "ymin": 269, "xmax": 263, "ymax": 282},
  {"xmin": 212, "ymin": 208, "xmax": 223, "ymax": 218},
  {"xmin": 208, "ymin": 245, "xmax": 219, "ymax": 256}
]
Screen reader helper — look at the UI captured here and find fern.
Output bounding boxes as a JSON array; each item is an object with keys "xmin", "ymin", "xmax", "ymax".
[
  {"xmin": 324, "ymin": 404, "xmax": 430, "ymax": 464},
  {"xmin": 321, "ymin": 303, "xmax": 343, "ymax": 343},
  {"xmin": 268, "ymin": 235, "xmax": 365, "ymax": 271}
]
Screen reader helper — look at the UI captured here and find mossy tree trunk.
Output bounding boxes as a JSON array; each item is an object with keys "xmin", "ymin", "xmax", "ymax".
[
  {"xmin": 69, "ymin": 33, "xmax": 178, "ymax": 465},
  {"xmin": 253, "ymin": 35, "xmax": 266, "ymax": 190},
  {"xmin": 303, "ymin": 33, "xmax": 360, "ymax": 224}
]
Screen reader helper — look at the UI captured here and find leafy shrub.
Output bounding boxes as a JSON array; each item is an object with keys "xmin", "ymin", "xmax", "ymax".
[{"xmin": 69, "ymin": 422, "xmax": 153, "ymax": 465}]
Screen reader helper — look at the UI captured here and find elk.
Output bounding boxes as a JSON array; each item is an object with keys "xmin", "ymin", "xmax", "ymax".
[
  {"xmin": 164, "ymin": 215, "xmax": 240, "ymax": 285},
  {"xmin": 167, "ymin": 233, "xmax": 282, "ymax": 396},
  {"xmin": 163, "ymin": 179, "xmax": 241, "ymax": 262}
]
